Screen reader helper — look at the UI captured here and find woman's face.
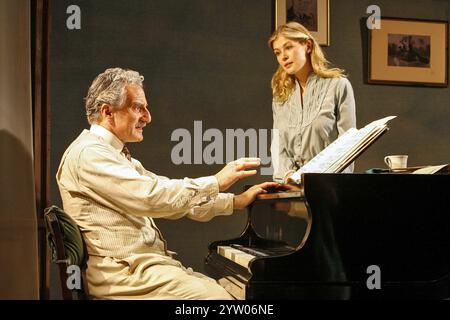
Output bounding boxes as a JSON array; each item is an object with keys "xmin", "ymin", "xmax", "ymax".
[{"xmin": 272, "ymin": 35, "xmax": 311, "ymax": 75}]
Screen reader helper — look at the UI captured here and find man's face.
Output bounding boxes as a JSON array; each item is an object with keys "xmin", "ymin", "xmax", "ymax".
[{"xmin": 111, "ymin": 85, "xmax": 151, "ymax": 143}]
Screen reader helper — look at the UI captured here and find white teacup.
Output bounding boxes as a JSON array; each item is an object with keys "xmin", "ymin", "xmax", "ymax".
[{"xmin": 384, "ymin": 155, "xmax": 408, "ymax": 170}]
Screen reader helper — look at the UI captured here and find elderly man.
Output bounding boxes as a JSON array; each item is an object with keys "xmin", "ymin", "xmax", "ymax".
[{"xmin": 56, "ymin": 67, "xmax": 276, "ymax": 299}]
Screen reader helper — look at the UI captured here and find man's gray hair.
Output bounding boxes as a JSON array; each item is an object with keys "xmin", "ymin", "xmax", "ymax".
[{"xmin": 85, "ymin": 67, "xmax": 144, "ymax": 124}]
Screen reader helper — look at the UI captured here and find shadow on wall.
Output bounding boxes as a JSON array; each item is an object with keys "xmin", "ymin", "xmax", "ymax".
[{"xmin": 0, "ymin": 129, "xmax": 39, "ymax": 299}]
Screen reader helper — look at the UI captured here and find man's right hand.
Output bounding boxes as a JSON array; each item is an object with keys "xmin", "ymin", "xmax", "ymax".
[
  {"xmin": 233, "ymin": 182, "xmax": 280, "ymax": 210},
  {"xmin": 214, "ymin": 158, "xmax": 261, "ymax": 192}
]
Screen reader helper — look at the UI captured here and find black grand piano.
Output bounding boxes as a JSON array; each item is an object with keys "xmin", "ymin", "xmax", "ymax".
[{"xmin": 205, "ymin": 173, "xmax": 450, "ymax": 299}]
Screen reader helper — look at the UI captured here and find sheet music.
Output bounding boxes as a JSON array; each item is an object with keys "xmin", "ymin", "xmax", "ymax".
[
  {"xmin": 326, "ymin": 125, "xmax": 386, "ymax": 173},
  {"xmin": 299, "ymin": 128, "xmax": 358, "ymax": 172},
  {"xmin": 290, "ymin": 116, "xmax": 396, "ymax": 184}
]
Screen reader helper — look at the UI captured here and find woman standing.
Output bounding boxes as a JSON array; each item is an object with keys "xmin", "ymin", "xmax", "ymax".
[{"xmin": 269, "ymin": 22, "xmax": 356, "ymax": 183}]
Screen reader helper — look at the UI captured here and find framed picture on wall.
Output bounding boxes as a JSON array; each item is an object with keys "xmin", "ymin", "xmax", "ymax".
[
  {"xmin": 369, "ymin": 18, "xmax": 448, "ymax": 87},
  {"xmin": 275, "ymin": 0, "xmax": 330, "ymax": 46}
]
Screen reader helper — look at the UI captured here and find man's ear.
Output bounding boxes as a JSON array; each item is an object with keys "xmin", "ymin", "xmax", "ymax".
[{"xmin": 99, "ymin": 103, "xmax": 113, "ymax": 119}]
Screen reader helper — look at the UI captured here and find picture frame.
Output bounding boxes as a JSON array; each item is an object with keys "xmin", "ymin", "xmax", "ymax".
[
  {"xmin": 369, "ymin": 17, "xmax": 448, "ymax": 87},
  {"xmin": 275, "ymin": 0, "xmax": 330, "ymax": 46}
]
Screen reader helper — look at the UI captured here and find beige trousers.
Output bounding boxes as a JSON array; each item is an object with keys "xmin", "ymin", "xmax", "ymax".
[{"xmin": 86, "ymin": 253, "xmax": 233, "ymax": 300}]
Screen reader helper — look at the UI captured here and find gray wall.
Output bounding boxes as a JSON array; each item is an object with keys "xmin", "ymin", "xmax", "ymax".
[
  {"xmin": 327, "ymin": 0, "xmax": 450, "ymax": 170},
  {"xmin": 50, "ymin": 0, "xmax": 450, "ymax": 298}
]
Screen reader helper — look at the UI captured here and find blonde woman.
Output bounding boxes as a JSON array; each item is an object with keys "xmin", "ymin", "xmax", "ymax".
[{"xmin": 269, "ymin": 22, "xmax": 356, "ymax": 183}]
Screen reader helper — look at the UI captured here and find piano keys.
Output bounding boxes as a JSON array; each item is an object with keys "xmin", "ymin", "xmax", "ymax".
[
  {"xmin": 205, "ymin": 173, "xmax": 450, "ymax": 299},
  {"xmin": 217, "ymin": 245, "xmax": 257, "ymax": 269}
]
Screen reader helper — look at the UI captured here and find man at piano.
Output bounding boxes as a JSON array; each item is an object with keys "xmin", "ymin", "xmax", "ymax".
[{"xmin": 56, "ymin": 67, "xmax": 279, "ymax": 300}]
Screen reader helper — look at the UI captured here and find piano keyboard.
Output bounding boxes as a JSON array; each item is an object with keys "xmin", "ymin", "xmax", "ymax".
[
  {"xmin": 217, "ymin": 245, "xmax": 256, "ymax": 269},
  {"xmin": 218, "ymin": 244, "xmax": 294, "ymax": 267},
  {"xmin": 217, "ymin": 244, "xmax": 297, "ymax": 269}
]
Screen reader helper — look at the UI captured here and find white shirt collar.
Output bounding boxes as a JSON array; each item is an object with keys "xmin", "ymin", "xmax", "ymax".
[{"xmin": 90, "ymin": 124, "xmax": 124, "ymax": 152}]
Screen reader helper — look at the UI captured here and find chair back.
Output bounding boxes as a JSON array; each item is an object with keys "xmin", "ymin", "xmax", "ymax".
[{"xmin": 44, "ymin": 205, "xmax": 89, "ymax": 300}]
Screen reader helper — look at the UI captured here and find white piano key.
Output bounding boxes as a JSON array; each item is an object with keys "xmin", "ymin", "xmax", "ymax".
[{"xmin": 217, "ymin": 245, "xmax": 255, "ymax": 269}]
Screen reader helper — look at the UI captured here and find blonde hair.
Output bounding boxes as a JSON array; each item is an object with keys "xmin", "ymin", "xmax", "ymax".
[{"xmin": 268, "ymin": 22, "xmax": 346, "ymax": 103}]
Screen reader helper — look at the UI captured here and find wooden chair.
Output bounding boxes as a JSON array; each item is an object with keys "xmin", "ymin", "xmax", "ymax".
[{"xmin": 44, "ymin": 205, "xmax": 89, "ymax": 300}]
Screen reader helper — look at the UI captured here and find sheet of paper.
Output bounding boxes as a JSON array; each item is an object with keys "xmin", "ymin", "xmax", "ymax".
[{"xmin": 412, "ymin": 164, "xmax": 449, "ymax": 174}]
